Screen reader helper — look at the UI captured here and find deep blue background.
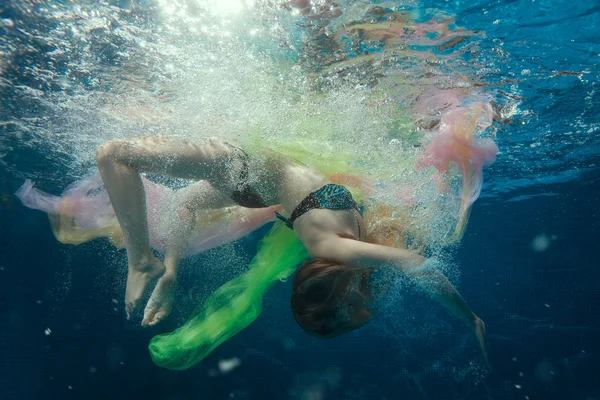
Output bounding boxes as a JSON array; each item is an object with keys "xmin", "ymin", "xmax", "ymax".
[
  {"xmin": 1, "ymin": 167, "xmax": 598, "ymax": 400},
  {"xmin": 1, "ymin": 0, "xmax": 599, "ymax": 399}
]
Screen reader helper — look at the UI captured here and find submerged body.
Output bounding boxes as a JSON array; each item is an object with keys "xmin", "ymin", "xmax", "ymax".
[{"xmin": 92, "ymin": 136, "xmax": 489, "ymax": 367}]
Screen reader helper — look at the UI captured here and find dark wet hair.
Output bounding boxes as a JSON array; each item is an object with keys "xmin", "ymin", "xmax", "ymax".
[{"xmin": 290, "ymin": 258, "xmax": 374, "ymax": 339}]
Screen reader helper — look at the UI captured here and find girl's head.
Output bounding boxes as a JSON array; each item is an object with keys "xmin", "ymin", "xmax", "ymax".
[{"xmin": 290, "ymin": 258, "xmax": 375, "ymax": 339}]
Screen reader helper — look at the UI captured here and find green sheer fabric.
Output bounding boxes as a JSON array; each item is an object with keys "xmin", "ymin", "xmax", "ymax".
[{"xmin": 149, "ymin": 221, "xmax": 308, "ymax": 370}]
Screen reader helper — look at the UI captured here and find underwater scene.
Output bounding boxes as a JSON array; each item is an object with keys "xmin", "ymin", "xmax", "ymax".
[{"xmin": 0, "ymin": 0, "xmax": 598, "ymax": 399}]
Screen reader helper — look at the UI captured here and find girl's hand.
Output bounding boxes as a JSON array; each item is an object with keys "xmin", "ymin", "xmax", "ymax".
[{"xmin": 472, "ymin": 316, "xmax": 491, "ymax": 370}]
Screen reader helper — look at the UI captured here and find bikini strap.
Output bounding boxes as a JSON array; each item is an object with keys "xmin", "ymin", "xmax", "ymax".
[
  {"xmin": 357, "ymin": 200, "xmax": 365, "ymax": 216},
  {"xmin": 275, "ymin": 212, "xmax": 294, "ymax": 229}
]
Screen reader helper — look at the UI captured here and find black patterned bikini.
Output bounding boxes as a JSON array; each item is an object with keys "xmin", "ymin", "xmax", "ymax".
[
  {"xmin": 225, "ymin": 145, "xmax": 364, "ymax": 234},
  {"xmin": 275, "ymin": 184, "xmax": 364, "ymax": 230}
]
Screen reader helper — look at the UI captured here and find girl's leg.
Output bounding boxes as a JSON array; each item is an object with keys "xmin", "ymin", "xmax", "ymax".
[
  {"xmin": 96, "ymin": 136, "xmax": 237, "ymax": 318},
  {"xmin": 142, "ymin": 182, "xmax": 235, "ymax": 327}
]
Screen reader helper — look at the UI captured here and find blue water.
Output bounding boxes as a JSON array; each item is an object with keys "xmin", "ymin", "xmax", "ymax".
[{"xmin": 1, "ymin": 1, "xmax": 599, "ymax": 399}]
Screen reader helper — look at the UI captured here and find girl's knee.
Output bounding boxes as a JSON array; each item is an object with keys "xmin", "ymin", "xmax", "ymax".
[
  {"xmin": 206, "ymin": 138, "xmax": 234, "ymax": 156},
  {"xmin": 96, "ymin": 140, "xmax": 126, "ymax": 165}
]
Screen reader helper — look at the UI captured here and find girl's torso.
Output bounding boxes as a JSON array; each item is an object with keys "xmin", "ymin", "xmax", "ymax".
[
  {"xmin": 277, "ymin": 159, "xmax": 366, "ymax": 253},
  {"xmin": 247, "ymin": 152, "xmax": 366, "ymax": 255}
]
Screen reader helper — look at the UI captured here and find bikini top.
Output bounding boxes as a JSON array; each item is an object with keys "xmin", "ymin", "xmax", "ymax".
[{"xmin": 276, "ymin": 184, "xmax": 364, "ymax": 229}]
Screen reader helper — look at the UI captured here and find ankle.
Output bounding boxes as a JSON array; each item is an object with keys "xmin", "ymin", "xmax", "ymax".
[
  {"xmin": 128, "ymin": 253, "xmax": 158, "ymax": 271},
  {"xmin": 161, "ymin": 273, "xmax": 177, "ymax": 285}
]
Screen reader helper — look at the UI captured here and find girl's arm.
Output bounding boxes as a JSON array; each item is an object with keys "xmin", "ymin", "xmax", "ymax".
[{"xmin": 312, "ymin": 236, "xmax": 490, "ymax": 367}]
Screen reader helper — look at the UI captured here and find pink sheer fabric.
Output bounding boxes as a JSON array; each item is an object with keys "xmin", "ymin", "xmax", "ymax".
[
  {"xmin": 417, "ymin": 101, "xmax": 499, "ymax": 227},
  {"xmin": 15, "ymin": 173, "xmax": 279, "ymax": 256}
]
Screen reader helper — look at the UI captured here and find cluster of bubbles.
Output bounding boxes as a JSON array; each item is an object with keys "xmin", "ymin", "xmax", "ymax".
[
  {"xmin": 0, "ymin": 1, "xmax": 503, "ymax": 270},
  {"xmin": 2, "ymin": 0, "xmax": 504, "ymax": 386}
]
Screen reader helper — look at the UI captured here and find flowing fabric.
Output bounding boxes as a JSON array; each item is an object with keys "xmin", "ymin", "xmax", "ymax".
[
  {"xmin": 14, "ymin": 174, "xmax": 279, "ymax": 256},
  {"xmin": 149, "ymin": 221, "xmax": 308, "ymax": 370},
  {"xmin": 15, "ymin": 175, "xmax": 126, "ymax": 246},
  {"xmin": 417, "ymin": 102, "xmax": 499, "ymax": 241}
]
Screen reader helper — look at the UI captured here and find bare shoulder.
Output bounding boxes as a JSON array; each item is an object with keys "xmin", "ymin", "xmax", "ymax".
[{"xmin": 294, "ymin": 219, "xmax": 336, "ymax": 256}]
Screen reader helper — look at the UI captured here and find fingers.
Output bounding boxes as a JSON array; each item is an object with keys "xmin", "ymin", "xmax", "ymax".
[
  {"xmin": 480, "ymin": 344, "xmax": 492, "ymax": 371},
  {"xmin": 485, "ymin": 355, "xmax": 492, "ymax": 371},
  {"xmin": 474, "ymin": 319, "xmax": 492, "ymax": 370},
  {"xmin": 479, "ymin": 338, "xmax": 491, "ymax": 369}
]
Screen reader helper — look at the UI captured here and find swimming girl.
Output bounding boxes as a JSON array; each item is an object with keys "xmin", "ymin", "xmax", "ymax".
[{"xmin": 95, "ymin": 135, "xmax": 490, "ymax": 366}]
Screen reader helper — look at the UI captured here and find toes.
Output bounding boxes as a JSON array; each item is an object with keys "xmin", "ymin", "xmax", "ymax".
[
  {"xmin": 142, "ymin": 315, "xmax": 160, "ymax": 327},
  {"xmin": 150, "ymin": 314, "xmax": 164, "ymax": 326},
  {"xmin": 148, "ymin": 312, "xmax": 167, "ymax": 326},
  {"xmin": 141, "ymin": 311, "xmax": 152, "ymax": 327},
  {"xmin": 142, "ymin": 311, "xmax": 157, "ymax": 327},
  {"xmin": 126, "ymin": 299, "xmax": 140, "ymax": 320},
  {"xmin": 142, "ymin": 307, "xmax": 157, "ymax": 327}
]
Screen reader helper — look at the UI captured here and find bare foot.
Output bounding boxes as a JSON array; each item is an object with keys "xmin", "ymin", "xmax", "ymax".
[
  {"xmin": 141, "ymin": 273, "xmax": 176, "ymax": 327},
  {"xmin": 125, "ymin": 256, "xmax": 166, "ymax": 319}
]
